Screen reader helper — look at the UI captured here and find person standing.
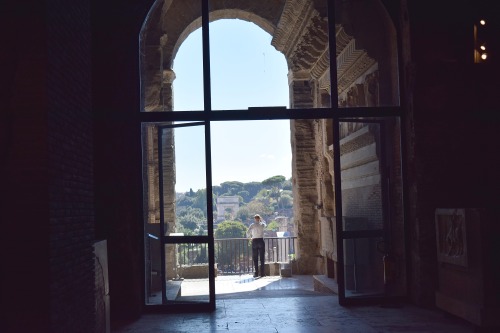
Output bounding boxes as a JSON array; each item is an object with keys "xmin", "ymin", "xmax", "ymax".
[{"xmin": 247, "ymin": 214, "xmax": 266, "ymax": 277}]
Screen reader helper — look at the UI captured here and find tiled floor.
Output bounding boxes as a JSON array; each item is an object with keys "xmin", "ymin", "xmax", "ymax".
[{"xmin": 113, "ymin": 275, "xmax": 477, "ymax": 333}]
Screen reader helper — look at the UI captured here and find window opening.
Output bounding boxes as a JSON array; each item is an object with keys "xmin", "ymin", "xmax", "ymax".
[{"xmin": 140, "ymin": 0, "xmax": 405, "ymax": 309}]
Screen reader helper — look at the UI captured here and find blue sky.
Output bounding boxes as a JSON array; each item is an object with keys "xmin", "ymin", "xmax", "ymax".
[{"xmin": 172, "ymin": 19, "xmax": 291, "ymax": 192}]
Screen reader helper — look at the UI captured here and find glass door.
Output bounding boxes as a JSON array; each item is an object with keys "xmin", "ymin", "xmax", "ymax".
[
  {"xmin": 145, "ymin": 121, "xmax": 215, "ymax": 309},
  {"xmin": 335, "ymin": 118, "xmax": 405, "ymax": 305}
]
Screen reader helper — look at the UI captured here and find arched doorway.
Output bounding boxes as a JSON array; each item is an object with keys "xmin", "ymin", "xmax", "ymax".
[{"xmin": 139, "ymin": 0, "xmax": 405, "ymax": 310}]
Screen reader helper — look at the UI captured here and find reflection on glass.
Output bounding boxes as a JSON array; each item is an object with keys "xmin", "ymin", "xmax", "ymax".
[
  {"xmin": 339, "ymin": 121, "xmax": 383, "ymax": 231},
  {"xmin": 339, "ymin": 118, "xmax": 407, "ymax": 298},
  {"xmin": 335, "ymin": 0, "xmax": 400, "ymax": 108},
  {"xmin": 343, "ymin": 237, "xmax": 385, "ymax": 297}
]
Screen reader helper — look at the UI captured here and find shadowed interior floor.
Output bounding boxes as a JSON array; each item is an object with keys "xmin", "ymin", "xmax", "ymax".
[{"xmin": 114, "ymin": 275, "xmax": 476, "ymax": 332}]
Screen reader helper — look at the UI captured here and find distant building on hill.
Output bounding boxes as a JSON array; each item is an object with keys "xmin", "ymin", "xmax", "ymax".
[{"xmin": 216, "ymin": 196, "xmax": 240, "ymax": 223}]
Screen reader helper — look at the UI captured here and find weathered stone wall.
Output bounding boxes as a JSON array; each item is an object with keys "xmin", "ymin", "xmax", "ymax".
[
  {"xmin": 405, "ymin": 0, "xmax": 500, "ymax": 307},
  {"xmin": 291, "ymin": 118, "xmax": 323, "ymax": 274}
]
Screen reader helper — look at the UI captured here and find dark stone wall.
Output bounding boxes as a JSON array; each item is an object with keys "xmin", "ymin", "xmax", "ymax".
[
  {"xmin": 91, "ymin": 0, "xmax": 154, "ymax": 323},
  {"xmin": 0, "ymin": 0, "xmax": 95, "ymax": 332},
  {"xmin": 47, "ymin": 0, "xmax": 95, "ymax": 332},
  {"xmin": 0, "ymin": 2, "xmax": 51, "ymax": 331},
  {"xmin": 405, "ymin": 0, "xmax": 500, "ymax": 306},
  {"xmin": 1, "ymin": 0, "xmax": 499, "ymax": 330}
]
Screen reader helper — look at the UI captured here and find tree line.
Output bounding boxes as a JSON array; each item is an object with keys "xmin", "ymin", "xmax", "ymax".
[{"xmin": 175, "ymin": 175, "xmax": 293, "ymax": 236}]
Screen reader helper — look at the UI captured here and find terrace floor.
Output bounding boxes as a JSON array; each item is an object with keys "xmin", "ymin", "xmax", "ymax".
[{"xmin": 113, "ymin": 275, "xmax": 479, "ymax": 332}]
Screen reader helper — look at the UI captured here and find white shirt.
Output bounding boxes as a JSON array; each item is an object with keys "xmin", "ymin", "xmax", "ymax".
[{"xmin": 247, "ymin": 221, "xmax": 266, "ymax": 239}]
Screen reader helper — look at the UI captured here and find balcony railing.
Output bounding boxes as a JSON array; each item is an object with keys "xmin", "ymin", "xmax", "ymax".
[{"xmin": 176, "ymin": 237, "xmax": 297, "ymax": 276}]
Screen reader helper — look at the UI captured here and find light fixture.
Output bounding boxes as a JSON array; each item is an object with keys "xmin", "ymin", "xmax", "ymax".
[
  {"xmin": 480, "ymin": 45, "xmax": 486, "ymax": 51},
  {"xmin": 481, "ymin": 53, "xmax": 488, "ymax": 60},
  {"xmin": 480, "ymin": 19, "xmax": 486, "ymax": 26}
]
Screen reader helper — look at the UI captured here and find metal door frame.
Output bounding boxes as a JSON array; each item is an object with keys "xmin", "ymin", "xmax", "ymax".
[
  {"xmin": 140, "ymin": 0, "xmax": 407, "ymax": 310},
  {"xmin": 157, "ymin": 121, "xmax": 215, "ymax": 310}
]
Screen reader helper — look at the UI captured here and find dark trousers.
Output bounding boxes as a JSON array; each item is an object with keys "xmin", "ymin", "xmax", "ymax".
[{"xmin": 252, "ymin": 238, "xmax": 265, "ymax": 275}]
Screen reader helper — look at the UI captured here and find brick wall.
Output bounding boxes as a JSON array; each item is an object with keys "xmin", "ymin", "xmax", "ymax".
[
  {"xmin": 47, "ymin": 0, "xmax": 95, "ymax": 332},
  {"xmin": 0, "ymin": 2, "xmax": 51, "ymax": 331},
  {"xmin": 0, "ymin": 0, "xmax": 96, "ymax": 332}
]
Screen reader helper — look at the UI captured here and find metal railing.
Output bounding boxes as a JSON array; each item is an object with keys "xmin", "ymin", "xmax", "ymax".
[{"xmin": 176, "ymin": 237, "xmax": 297, "ymax": 275}]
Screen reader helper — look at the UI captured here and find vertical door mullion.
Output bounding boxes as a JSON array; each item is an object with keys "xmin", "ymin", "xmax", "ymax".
[
  {"xmin": 332, "ymin": 118, "xmax": 345, "ymax": 304},
  {"xmin": 157, "ymin": 126, "xmax": 167, "ymax": 305},
  {"xmin": 201, "ymin": 0, "xmax": 215, "ymax": 308},
  {"xmin": 202, "ymin": 0, "xmax": 212, "ymax": 113}
]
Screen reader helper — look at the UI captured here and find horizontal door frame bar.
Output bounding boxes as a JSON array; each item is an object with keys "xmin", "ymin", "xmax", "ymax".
[
  {"xmin": 164, "ymin": 235, "xmax": 211, "ymax": 244},
  {"xmin": 139, "ymin": 106, "xmax": 401, "ymax": 123}
]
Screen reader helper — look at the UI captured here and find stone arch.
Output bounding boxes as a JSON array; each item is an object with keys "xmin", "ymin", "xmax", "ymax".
[
  {"xmin": 140, "ymin": 0, "xmax": 287, "ymax": 112},
  {"xmin": 172, "ymin": 9, "xmax": 278, "ymax": 66},
  {"xmin": 139, "ymin": 0, "xmax": 402, "ymax": 279}
]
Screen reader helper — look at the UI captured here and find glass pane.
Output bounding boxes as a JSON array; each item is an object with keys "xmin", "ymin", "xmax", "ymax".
[
  {"xmin": 210, "ymin": 119, "xmax": 292, "ymax": 206},
  {"xmin": 146, "ymin": 241, "xmax": 210, "ymax": 305},
  {"xmin": 168, "ymin": 242, "xmax": 210, "ymax": 303},
  {"xmin": 139, "ymin": 0, "xmax": 203, "ymax": 111},
  {"xmin": 208, "ymin": 0, "xmax": 331, "ymax": 111},
  {"xmin": 165, "ymin": 124, "xmax": 208, "ymax": 236},
  {"xmin": 339, "ymin": 121, "xmax": 384, "ymax": 231},
  {"xmin": 143, "ymin": 122, "xmax": 209, "ymax": 305},
  {"xmin": 343, "ymin": 237, "xmax": 385, "ymax": 298},
  {"xmin": 334, "ymin": 0, "xmax": 400, "ymax": 108},
  {"xmin": 208, "ymin": 18, "xmax": 289, "ymax": 111},
  {"xmin": 339, "ymin": 117, "xmax": 407, "ymax": 298}
]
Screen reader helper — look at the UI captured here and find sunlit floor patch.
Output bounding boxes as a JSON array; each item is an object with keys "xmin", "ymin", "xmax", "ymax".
[
  {"xmin": 178, "ymin": 274, "xmax": 282, "ymax": 297},
  {"xmin": 216, "ymin": 274, "xmax": 281, "ymax": 294}
]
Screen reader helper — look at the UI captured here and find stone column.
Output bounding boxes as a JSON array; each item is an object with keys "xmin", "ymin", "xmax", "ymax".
[
  {"xmin": 160, "ymin": 67, "xmax": 177, "ymax": 279},
  {"xmin": 161, "ymin": 69, "xmax": 176, "ymax": 111},
  {"xmin": 161, "ymin": 126, "xmax": 178, "ymax": 280},
  {"xmin": 289, "ymin": 70, "xmax": 323, "ymax": 274},
  {"xmin": 142, "ymin": 45, "xmax": 163, "ymax": 112}
]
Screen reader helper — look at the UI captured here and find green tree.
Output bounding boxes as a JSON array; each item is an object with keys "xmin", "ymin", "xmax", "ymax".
[
  {"xmin": 220, "ymin": 181, "xmax": 244, "ymax": 196},
  {"xmin": 246, "ymin": 200, "xmax": 273, "ymax": 217},
  {"xmin": 176, "ymin": 207, "xmax": 206, "ymax": 235},
  {"xmin": 215, "ymin": 221, "xmax": 247, "ymax": 239},
  {"xmin": 262, "ymin": 175, "xmax": 286, "ymax": 188},
  {"xmin": 212, "ymin": 185, "xmax": 222, "ymax": 196},
  {"xmin": 179, "ymin": 219, "xmax": 197, "ymax": 231},
  {"xmin": 262, "ymin": 175, "xmax": 287, "ymax": 213},
  {"xmin": 237, "ymin": 190, "xmax": 251, "ymax": 203},
  {"xmin": 236, "ymin": 206, "xmax": 251, "ymax": 223},
  {"xmin": 243, "ymin": 181, "xmax": 262, "ymax": 199},
  {"xmin": 191, "ymin": 188, "xmax": 216, "ymax": 215},
  {"xmin": 176, "ymin": 195, "xmax": 195, "ymax": 207},
  {"xmin": 266, "ymin": 220, "xmax": 280, "ymax": 232},
  {"xmin": 278, "ymin": 192, "xmax": 293, "ymax": 208},
  {"xmin": 214, "ymin": 221, "xmax": 249, "ymax": 271}
]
